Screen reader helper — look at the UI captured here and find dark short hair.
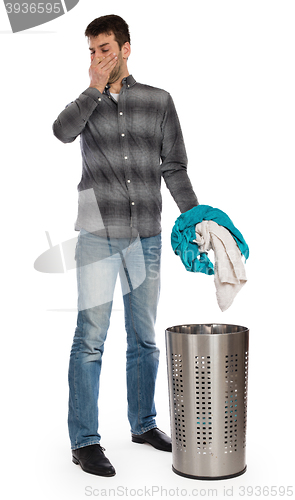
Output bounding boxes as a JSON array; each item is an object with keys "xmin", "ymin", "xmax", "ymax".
[{"xmin": 85, "ymin": 14, "xmax": 131, "ymax": 49}]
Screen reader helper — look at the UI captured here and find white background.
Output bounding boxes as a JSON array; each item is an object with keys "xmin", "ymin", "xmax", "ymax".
[{"xmin": 1, "ymin": 0, "xmax": 294, "ymax": 498}]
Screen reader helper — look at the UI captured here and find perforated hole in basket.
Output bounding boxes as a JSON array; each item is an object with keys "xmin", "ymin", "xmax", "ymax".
[
  {"xmin": 224, "ymin": 354, "xmax": 239, "ymax": 453},
  {"xmin": 243, "ymin": 351, "xmax": 249, "ymax": 448},
  {"xmin": 171, "ymin": 353, "xmax": 186, "ymax": 451},
  {"xmin": 195, "ymin": 355, "xmax": 213, "ymax": 455}
]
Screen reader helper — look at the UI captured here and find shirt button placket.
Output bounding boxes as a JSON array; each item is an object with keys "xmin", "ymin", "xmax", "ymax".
[
  {"xmin": 119, "ymin": 106, "xmax": 133, "ymax": 213},
  {"xmin": 119, "ymin": 109, "xmax": 128, "ymax": 161}
]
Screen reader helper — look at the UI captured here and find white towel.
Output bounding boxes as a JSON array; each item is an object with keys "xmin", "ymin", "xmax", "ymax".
[{"xmin": 194, "ymin": 220, "xmax": 247, "ymax": 311}]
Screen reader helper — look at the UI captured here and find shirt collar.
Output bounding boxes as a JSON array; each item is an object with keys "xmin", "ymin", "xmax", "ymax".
[
  {"xmin": 105, "ymin": 75, "xmax": 136, "ymax": 93},
  {"xmin": 122, "ymin": 75, "xmax": 136, "ymax": 88}
]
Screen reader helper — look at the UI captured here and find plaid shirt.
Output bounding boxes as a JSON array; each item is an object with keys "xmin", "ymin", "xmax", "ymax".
[{"xmin": 53, "ymin": 75, "xmax": 198, "ymax": 238}]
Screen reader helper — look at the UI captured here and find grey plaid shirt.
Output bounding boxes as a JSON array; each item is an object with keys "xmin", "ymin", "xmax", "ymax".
[{"xmin": 53, "ymin": 75, "xmax": 198, "ymax": 238}]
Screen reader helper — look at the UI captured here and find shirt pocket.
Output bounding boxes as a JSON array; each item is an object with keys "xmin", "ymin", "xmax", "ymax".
[{"xmin": 129, "ymin": 107, "xmax": 159, "ymax": 139}]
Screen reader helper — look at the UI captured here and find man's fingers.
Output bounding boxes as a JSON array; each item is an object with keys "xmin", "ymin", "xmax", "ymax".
[
  {"xmin": 99, "ymin": 53, "xmax": 118, "ymax": 69},
  {"xmin": 91, "ymin": 53, "xmax": 117, "ymax": 68},
  {"xmin": 103, "ymin": 57, "xmax": 118, "ymax": 72},
  {"xmin": 91, "ymin": 56, "xmax": 104, "ymax": 66}
]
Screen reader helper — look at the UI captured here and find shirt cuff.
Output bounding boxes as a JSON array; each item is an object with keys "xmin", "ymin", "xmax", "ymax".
[{"xmin": 82, "ymin": 87, "xmax": 103, "ymax": 102}]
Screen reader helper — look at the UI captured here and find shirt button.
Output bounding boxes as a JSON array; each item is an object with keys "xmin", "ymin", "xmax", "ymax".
[
  {"xmin": 131, "ymin": 202, "xmax": 135, "ymax": 205},
  {"xmin": 119, "ymin": 112, "xmax": 123, "ymax": 115},
  {"xmin": 121, "ymin": 133, "xmax": 125, "ymax": 137},
  {"xmin": 98, "ymin": 98, "xmax": 101, "ymax": 102},
  {"xmin": 127, "ymin": 179, "xmax": 131, "ymax": 183},
  {"xmin": 124, "ymin": 156, "xmax": 128, "ymax": 160}
]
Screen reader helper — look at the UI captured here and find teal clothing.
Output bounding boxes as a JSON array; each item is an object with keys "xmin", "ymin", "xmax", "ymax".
[{"xmin": 171, "ymin": 205, "xmax": 249, "ymax": 274}]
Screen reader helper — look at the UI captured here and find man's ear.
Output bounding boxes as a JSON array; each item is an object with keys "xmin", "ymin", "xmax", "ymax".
[{"xmin": 122, "ymin": 42, "xmax": 131, "ymax": 60}]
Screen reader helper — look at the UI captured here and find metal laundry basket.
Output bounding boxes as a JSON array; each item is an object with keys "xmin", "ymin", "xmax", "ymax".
[{"xmin": 165, "ymin": 324, "xmax": 249, "ymax": 480}]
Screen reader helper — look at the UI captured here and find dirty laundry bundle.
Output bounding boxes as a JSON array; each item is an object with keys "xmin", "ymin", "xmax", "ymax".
[{"xmin": 171, "ymin": 205, "xmax": 249, "ymax": 311}]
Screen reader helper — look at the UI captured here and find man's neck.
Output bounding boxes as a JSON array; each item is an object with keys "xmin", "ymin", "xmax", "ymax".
[{"xmin": 108, "ymin": 71, "xmax": 130, "ymax": 94}]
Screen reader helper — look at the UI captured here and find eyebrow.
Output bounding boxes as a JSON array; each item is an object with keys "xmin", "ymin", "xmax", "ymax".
[{"xmin": 89, "ymin": 43, "xmax": 110, "ymax": 51}]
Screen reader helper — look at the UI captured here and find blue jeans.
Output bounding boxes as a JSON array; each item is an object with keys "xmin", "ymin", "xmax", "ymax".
[{"xmin": 68, "ymin": 229, "xmax": 161, "ymax": 450}]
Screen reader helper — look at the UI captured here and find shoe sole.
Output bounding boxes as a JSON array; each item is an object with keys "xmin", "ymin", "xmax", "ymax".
[
  {"xmin": 131, "ymin": 435, "xmax": 172, "ymax": 451},
  {"xmin": 131, "ymin": 435, "xmax": 146, "ymax": 444},
  {"xmin": 72, "ymin": 456, "xmax": 116, "ymax": 477}
]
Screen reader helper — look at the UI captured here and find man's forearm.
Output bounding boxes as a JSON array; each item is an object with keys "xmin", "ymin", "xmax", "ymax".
[
  {"xmin": 163, "ymin": 168, "xmax": 199, "ymax": 213},
  {"xmin": 52, "ymin": 88, "xmax": 102, "ymax": 143}
]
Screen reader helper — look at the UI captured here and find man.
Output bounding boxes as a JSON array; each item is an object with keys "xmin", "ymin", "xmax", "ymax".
[{"xmin": 53, "ymin": 14, "xmax": 198, "ymax": 477}]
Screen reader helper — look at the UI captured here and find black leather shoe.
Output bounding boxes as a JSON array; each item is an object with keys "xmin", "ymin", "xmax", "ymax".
[
  {"xmin": 72, "ymin": 444, "xmax": 116, "ymax": 476},
  {"xmin": 132, "ymin": 428, "xmax": 172, "ymax": 452}
]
